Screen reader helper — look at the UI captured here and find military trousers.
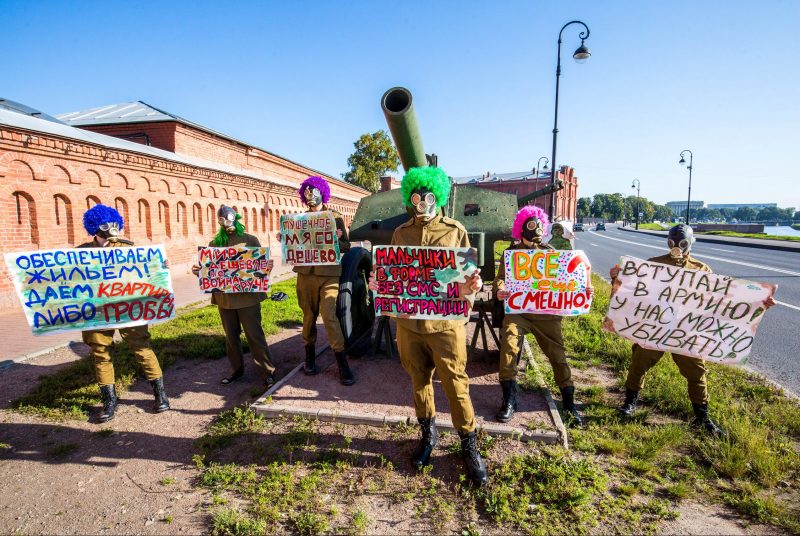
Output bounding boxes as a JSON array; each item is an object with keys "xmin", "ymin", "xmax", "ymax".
[
  {"xmin": 82, "ymin": 325, "xmax": 163, "ymax": 386},
  {"xmin": 218, "ymin": 304, "xmax": 276, "ymax": 379},
  {"xmin": 296, "ymin": 273, "xmax": 346, "ymax": 353},
  {"xmin": 625, "ymin": 345, "xmax": 708, "ymax": 404},
  {"xmin": 396, "ymin": 324, "xmax": 476, "ymax": 433},
  {"xmin": 498, "ymin": 314, "xmax": 573, "ymax": 388}
]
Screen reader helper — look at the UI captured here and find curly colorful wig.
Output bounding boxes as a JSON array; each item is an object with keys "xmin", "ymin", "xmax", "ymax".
[
  {"xmin": 299, "ymin": 176, "xmax": 331, "ymax": 205},
  {"xmin": 83, "ymin": 204, "xmax": 124, "ymax": 236},
  {"xmin": 512, "ymin": 205, "xmax": 550, "ymax": 240},
  {"xmin": 400, "ymin": 167, "xmax": 450, "ymax": 208}
]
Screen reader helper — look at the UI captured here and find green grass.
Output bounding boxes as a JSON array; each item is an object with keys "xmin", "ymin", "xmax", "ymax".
[
  {"xmin": 637, "ymin": 223, "xmax": 669, "ymax": 231},
  {"xmin": 11, "ymin": 278, "xmax": 302, "ymax": 420},
  {"xmin": 792, "ymin": 223, "xmax": 800, "ymax": 231},
  {"xmin": 698, "ymin": 230, "xmax": 800, "ymax": 242}
]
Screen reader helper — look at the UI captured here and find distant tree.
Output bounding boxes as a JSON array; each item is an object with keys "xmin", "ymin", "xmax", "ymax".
[
  {"xmin": 342, "ymin": 130, "xmax": 400, "ymax": 192},
  {"xmin": 778, "ymin": 207, "xmax": 795, "ymax": 220},
  {"xmin": 735, "ymin": 206, "xmax": 757, "ymax": 222},
  {"xmin": 794, "ymin": 210, "xmax": 800, "ymax": 221},
  {"xmin": 719, "ymin": 208, "xmax": 736, "ymax": 221},
  {"xmin": 577, "ymin": 197, "xmax": 592, "ymax": 220},
  {"xmin": 653, "ymin": 205, "xmax": 673, "ymax": 222},
  {"xmin": 756, "ymin": 206, "xmax": 781, "ymax": 221}
]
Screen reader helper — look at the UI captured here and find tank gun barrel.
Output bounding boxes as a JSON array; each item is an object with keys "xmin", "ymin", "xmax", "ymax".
[
  {"xmin": 381, "ymin": 87, "xmax": 427, "ymax": 172},
  {"xmin": 517, "ymin": 177, "xmax": 564, "ymax": 207}
]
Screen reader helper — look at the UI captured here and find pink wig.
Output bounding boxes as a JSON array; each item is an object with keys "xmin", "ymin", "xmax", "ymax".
[
  {"xmin": 512, "ymin": 205, "xmax": 550, "ymax": 240},
  {"xmin": 299, "ymin": 176, "xmax": 331, "ymax": 205}
]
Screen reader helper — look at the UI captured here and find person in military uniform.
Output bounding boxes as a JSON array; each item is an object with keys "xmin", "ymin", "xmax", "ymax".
[
  {"xmin": 494, "ymin": 206, "xmax": 585, "ymax": 427},
  {"xmin": 79, "ymin": 204, "xmax": 170, "ymax": 423},
  {"xmin": 279, "ymin": 176, "xmax": 355, "ymax": 385},
  {"xmin": 547, "ymin": 221, "xmax": 573, "ymax": 251},
  {"xmin": 192, "ymin": 205, "xmax": 276, "ymax": 388},
  {"xmin": 610, "ymin": 224, "xmax": 776, "ymax": 436},
  {"xmin": 368, "ymin": 166, "xmax": 488, "ymax": 487}
]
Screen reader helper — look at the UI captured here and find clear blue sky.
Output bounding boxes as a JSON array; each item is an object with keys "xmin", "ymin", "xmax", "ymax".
[{"xmin": 2, "ymin": 0, "xmax": 798, "ymax": 209}]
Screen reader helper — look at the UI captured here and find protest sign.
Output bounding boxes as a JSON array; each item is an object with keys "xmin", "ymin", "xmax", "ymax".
[
  {"xmin": 4, "ymin": 246, "xmax": 175, "ymax": 335},
  {"xmin": 503, "ymin": 249, "xmax": 593, "ymax": 315},
  {"xmin": 603, "ymin": 255, "xmax": 776, "ymax": 364},
  {"xmin": 280, "ymin": 211, "xmax": 340, "ymax": 266},
  {"xmin": 197, "ymin": 246, "xmax": 272, "ymax": 293},
  {"xmin": 372, "ymin": 245, "xmax": 478, "ymax": 320}
]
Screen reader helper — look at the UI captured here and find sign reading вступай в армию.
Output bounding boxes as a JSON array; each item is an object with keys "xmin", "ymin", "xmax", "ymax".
[
  {"xmin": 197, "ymin": 246, "xmax": 272, "ymax": 293},
  {"xmin": 503, "ymin": 249, "xmax": 593, "ymax": 315},
  {"xmin": 4, "ymin": 246, "xmax": 175, "ymax": 335},
  {"xmin": 280, "ymin": 211, "xmax": 340, "ymax": 266},
  {"xmin": 372, "ymin": 245, "xmax": 478, "ymax": 320},
  {"xmin": 603, "ymin": 255, "xmax": 776, "ymax": 364}
]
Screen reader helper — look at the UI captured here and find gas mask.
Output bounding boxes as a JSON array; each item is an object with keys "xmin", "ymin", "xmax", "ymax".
[
  {"xmin": 96, "ymin": 221, "xmax": 120, "ymax": 240},
  {"xmin": 217, "ymin": 205, "xmax": 237, "ymax": 231},
  {"xmin": 410, "ymin": 188, "xmax": 437, "ymax": 221},
  {"xmin": 303, "ymin": 186, "xmax": 323, "ymax": 208},
  {"xmin": 522, "ymin": 217, "xmax": 544, "ymax": 243},
  {"xmin": 667, "ymin": 225, "xmax": 695, "ymax": 260}
]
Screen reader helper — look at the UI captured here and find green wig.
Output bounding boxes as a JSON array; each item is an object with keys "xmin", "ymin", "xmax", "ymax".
[
  {"xmin": 400, "ymin": 166, "xmax": 451, "ymax": 208},
  {"xmin": 211, "ymin": 213, "xmax": 245, "ymax": 246}
]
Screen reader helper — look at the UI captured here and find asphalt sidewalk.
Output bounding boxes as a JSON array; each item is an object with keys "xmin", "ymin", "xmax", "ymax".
[{"xmin": 1, "ymin": 264, "xmax": 294, "ymax": 364}]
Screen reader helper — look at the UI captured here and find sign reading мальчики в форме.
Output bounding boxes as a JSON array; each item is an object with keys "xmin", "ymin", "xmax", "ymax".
[
  {"xmin": 280, "ymin": 211, "xmax": 340, "ymax": 266},
  {"xmin": 603, "ymin": 255, "xmax": 776, "ymax": 364},
  {"xmin": 4, "ymin": 246, "xmax": 175, "ymax": 335},
  {"xmin": 197, "ymin": 246, "xmax": 272, "ymax": 294},
  {"xmin": 371, "ymin": 245, "xmax": 478, "ymax": 321}
]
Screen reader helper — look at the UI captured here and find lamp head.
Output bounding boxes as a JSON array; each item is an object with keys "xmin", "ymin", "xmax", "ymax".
[
  {"xmin": 543, "ymin": 162, "xmax": 549, "ymax": 170},
  {"xmin": 573, "ymin": 41, "xmax": 591, "ymax": 63},
  {"xmin": 679, "ymin": 156, "xmax": 686, "ymax": 166}
]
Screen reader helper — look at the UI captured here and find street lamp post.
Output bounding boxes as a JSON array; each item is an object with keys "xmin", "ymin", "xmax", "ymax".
[
  {"xmin": 537, "ymin": 156, "xmax": 550, "ymax": 178},
  {"xmin": 549, "ymin": 20, "xmax": 591, "ymax": 220},
  {"xmin": 631, "ymin": 179, "xmax": 641, "ymax": 230},
  {"xmin": 679, "ymin": 150, "xmax": 693, "ymax": 225}
]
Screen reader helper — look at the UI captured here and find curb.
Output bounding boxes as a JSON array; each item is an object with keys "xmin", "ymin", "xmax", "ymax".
[
  {"xmin": 618, "ymin": 226, "xmax": 800, "ymax": 252},
  {"xmin": 521, "ymin": 337, "xmax": 569, "ymax": 449}
]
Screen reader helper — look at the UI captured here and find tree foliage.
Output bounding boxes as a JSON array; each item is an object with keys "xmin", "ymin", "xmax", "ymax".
[{"xmin": 342, "ymin": 130, "xmax": 399, "ymax": 193}]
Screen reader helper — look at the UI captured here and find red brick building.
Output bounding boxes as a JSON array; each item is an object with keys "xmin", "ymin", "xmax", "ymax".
[
  {"xmin": 0, "ymin": 100, "xmax": 370, "ymax": 307},
  {"xmin": 453, "ymin": 167, "xmax": 579, "ymax": 222}
]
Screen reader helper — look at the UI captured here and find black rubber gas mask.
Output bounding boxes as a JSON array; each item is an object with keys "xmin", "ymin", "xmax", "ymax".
[
  {"xmin": 96, "ymin": 221, "xmax": 121, "ymax": 240},
  {"xmin": 217, "ymin": 205, "xmax": 237, "ymax": 231},
  {"xmin": 303, "ymin": 186, "xmax": 323, "ymax": 208},
  {"xmin": 410, "ymin": 188, "xmax": 437, "ymax": 221},
  {"xmin": 667, "ymin": 225, "xmax": 695, "ymax": 260},
  {"xmin": 522, "ymin": 217, "xmax": 544, "ymax": 243}
]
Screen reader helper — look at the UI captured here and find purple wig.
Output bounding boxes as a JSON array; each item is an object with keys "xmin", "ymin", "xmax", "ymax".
[
  {"xmin": 512, "ymin": 205, "xmax": 550, "ymax": 240},
  {"xmin": 83, "ymin": 204, "xmax": 124, "ymax": 236},
  {"xmin": 299, "ymin": 176, "xmax": 331, "ymax": 205}
]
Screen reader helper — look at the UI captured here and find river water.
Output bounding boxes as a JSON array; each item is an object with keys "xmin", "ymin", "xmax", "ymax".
[{"xmin": 762, "ymin": 225, "xmax": 800, "ymax": 237}]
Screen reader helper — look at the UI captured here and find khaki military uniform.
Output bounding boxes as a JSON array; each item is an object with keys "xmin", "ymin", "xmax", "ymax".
[
  {"xmin": 391, "ymin": 212, "xmax": 476, "ymax": 434},
  {"xmin": 624, "ymin": 254, "xmax": 711, "ymax": 404},
  {"xmin": 210, "ymin": 232, "xmax": 275, "ymax": 380},
  {"xmin": 494, "ymin": 242, "xmax": 573, "ymax": 387},
  {"xmin": 78, "ymin": 239, "xmax": 163, "ymax": 386},
  {"xmin": 293, "ymin": 206, "xmax": 350, "ymax": 353}
]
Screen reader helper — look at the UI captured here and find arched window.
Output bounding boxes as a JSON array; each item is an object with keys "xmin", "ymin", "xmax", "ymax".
[
  {"xmin": 207, "ymin": 203, "xmax": 216, "ymax": 224},
  {"xmin": 138, "ymin": 199, "xmax": 152, "ymax": 240},
  {"xmin": 158, "ymin": 200, "xmax": 171, "ymax": 238},
  {"xmin": 193, "ymin": 202, "xmax": 204, "ymax": 235},
  {"xmin": 53, "ymin": 194, "xmax": 75, "ymax": 245},
  {"xmin": 12, "ymin": 191, "xmax": 39, "ymax": 246},
  {"xmin": 86, "ymin": 195, "xmax": 101, "ymax": 209},
  {"xmin": 114, "ymin": 197, "xmax": 130, "ymax": 237},
  {"xmin": 260, "ymin": 208, "xmax": 266, "ymax": 232},
  {"xmin": 176, "ymin": 201, "xmax": 188, "ymax": 237},
  {"xmin": 251, "ymin": 207, "xmax": 257, "ymax": 232}
]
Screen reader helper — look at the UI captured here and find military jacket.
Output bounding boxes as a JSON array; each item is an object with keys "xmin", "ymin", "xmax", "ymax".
[
  {"xmin": 293, "ymin": 205, "xmax": 351, "ymax": 278},
  {"xmin": 208, "ymin": 232, "xmax": 267, "ymax": 310},
  {"xmin": 390, "ymin": 211, "xmax": 472, "ymax": 334},
  {"xmin": 646, "ymin": 253, "xmax": 712, "ymax": 273}
]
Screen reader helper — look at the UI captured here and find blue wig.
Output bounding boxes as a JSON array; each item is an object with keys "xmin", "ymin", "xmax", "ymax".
[{"xmin": 83, "ymin": 204, "xmax": 124, "ymax": 236}]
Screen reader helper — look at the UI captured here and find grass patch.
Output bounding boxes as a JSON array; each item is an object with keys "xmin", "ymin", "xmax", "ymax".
[
  {"xmin": 637, "ymin": 223, "xmax": 669, "ymax": 231},
  {"xmin": 698, "ymin": 230, "xmax": 800, "ymax": 242},
  {"xmin": 11, "ymin": 278, "xmax": 302, "ymax": 420}
]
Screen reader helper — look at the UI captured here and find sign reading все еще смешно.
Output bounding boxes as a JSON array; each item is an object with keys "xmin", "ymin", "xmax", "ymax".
[
  {"xmin": 280, "ymin": 212, "xmax": 340, "ymax": 266},
  {"xmin": 197, "ymin": 246, "xmax": 272, "ymax": 293},
  {"xmin": 4, "ymin": 246, "xmax": 175, "ymax": 335},
  {"xmin": 372, "ymin": 245, "xmax": 478, "ymax": 321},
  {"xmin": 503, "ymin": 249, "xmax": 593, "ymax": 315},
  {"xmin": 603, "ymin": 255, "xmax": 776, "ymax": 364}
]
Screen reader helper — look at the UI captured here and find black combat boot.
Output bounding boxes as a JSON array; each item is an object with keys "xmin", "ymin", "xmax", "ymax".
[
  {"xmin": 411, "ymin": 417, "xmax": 437, "ymax": 469},
  {"xmin": 335, "ymin": 352, "xmax": 356, "ymax": 385},
  {"xmin": 560, "ymin": 386, "xmax": 584, "ymax": 428},
  {"xmin": 618, "ymin": 389, "xmax": 640, "ymax": 418},
  {"xmin": 150, "ymin": 377, "xmax": 170, "ymax": 413},
  {"xmin": 691, "ymin": 403, "xmax": 725, "ymax": 437},
  {"xmin": 304, "ymin": 345, "xmax": 318, "ymax": 376},
  {"xmin": 458, "ymin": 431, "xmax": 489, "ymax": 487},
  {"xmin": 496, "ymin": 380, "xmax": 518, "ymax": 423},
  {"xmin": 98, "ymin": 384, "xmax": 118, "ymax": 423}
]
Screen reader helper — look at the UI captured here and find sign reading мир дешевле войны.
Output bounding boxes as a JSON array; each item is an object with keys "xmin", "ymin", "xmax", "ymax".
[
  {"xmin": 4, "ymin": 245, "xmax": 175, "ymax": 335},
  {"xmin": 603, "ymin": 255, "xmax": 776, "ymax": 364},
  {"xmin": 197, "ymin": 246, "xmax": 272, "ymax": 293}
]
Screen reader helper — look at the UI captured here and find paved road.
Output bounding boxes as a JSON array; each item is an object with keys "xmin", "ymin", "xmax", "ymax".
[{"xmin": 574, "ymin": 224, "xmax": 800, "ymax": 396}]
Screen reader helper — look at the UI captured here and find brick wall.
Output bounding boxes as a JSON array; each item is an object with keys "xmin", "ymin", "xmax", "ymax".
[{"xmin": 0, "ymin": 125, "xmax": 366, "ymax": 308}]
